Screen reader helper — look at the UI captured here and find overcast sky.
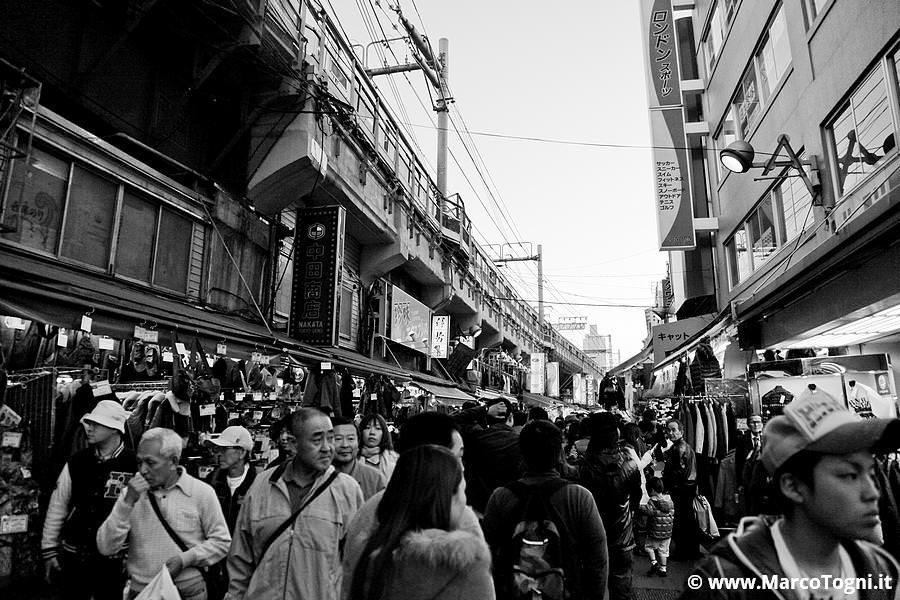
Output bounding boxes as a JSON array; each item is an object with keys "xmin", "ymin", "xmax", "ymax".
[{"xmin": 335, "ymin": 0, "xmax": 669, "ymax": 361}]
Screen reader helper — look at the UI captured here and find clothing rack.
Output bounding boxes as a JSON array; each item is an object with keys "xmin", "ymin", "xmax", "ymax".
[{"xmin": 111, "ymin": 381, "xmax": 170, "ymax": 392}]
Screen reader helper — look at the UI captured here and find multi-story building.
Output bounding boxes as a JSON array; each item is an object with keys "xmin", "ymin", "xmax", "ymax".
[
  {"xmin": 0, "ymin": 1, "xmax": 599, "ymax": 400},
  {"xmin": 641, "ymin": 0, "xmax": 900, "ymax": 390}
]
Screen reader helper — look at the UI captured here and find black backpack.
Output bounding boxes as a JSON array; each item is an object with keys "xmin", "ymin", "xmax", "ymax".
[{"xmin": 501, "ymin": 479, "xmax": 576, "ymax": 600}]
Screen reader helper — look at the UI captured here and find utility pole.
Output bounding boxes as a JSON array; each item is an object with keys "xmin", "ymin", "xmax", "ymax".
[
  {"xmin": 493, "ymin": 244, "xmax": 545, "ymax": 346},
  {"xmin": 436, "ymin": 38, "xmax": 449, "ymax": 195}
]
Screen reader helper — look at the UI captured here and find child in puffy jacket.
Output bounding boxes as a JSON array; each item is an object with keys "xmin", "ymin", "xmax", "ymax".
[{"xmin": 640, "ymin": 477, "xmax": 674, "ymax": 576}]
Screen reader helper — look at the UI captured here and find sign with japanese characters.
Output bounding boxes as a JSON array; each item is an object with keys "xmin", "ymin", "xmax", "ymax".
[
  {"xmin": 530, "ymin": 352, "xmax": 546, "ymax": 394},
  {"xmin": 431, "ymin": 315, "xmax": 450, "ymax": 359},
  {"xmin": 572, "ymin": 373, "xmax": 585, "ymax": 405},
  {"xmin": 546, "ymin": 362, "xmax": 560, "ymax": 398},
  {"xmin": 641, "ymin": 0, "xmax": 695, "ymax": 251},
  {"xmin": 651, "ymin": 315, "xmax": 713, "ymax": 364},
  {"xmin": 289, "ymin": 206, "xmax": 346, "ymax": 346},
  {"xmin": 387, "ymin": 286, "xmax": 432, "ymax": 355}
]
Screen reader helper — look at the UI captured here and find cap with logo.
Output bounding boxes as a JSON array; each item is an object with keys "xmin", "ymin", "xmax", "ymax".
[
  {"xmin": 761, "ymin": 386, "xmax": 900, "ymax": 473},
  {"xmin": 207, "ymin": 425, "xmax": 254, "ymax": 452}
]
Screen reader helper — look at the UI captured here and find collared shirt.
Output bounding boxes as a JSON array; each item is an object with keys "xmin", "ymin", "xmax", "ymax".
[
  {"xmin": 282, "ymin": 460, "xmax": 318, "ymax": 512},
  {"xmin": 96, "ymin": 467, "xmax": 231, "ymax": 593},
  {"xmin": 342, "ymin": 459, "xmax": 385, "ymax": 500}
]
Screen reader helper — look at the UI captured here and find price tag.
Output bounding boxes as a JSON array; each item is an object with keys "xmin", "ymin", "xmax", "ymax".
[
  {"xmin": 92, "ymin": 380, "xmax": 113, "ymax": 397},
  {"xmin": 252, "ymin": 410, "xmax": 264, "ymax": 421},
  {"xmin": 0, "ymin": 405, "xmax": 23, "ymax": 427},
  {"xmin": 4, "ymin": 317, "xmax": 27, "ymax": 330},
  {"xmin": 252, "ymin": 392, "xmax": 263, "ymax": 402},
  {"xmin": 199, "ymin": 404, "xmax": 216, "ymax": 416},
  {"xmin": 219, "ymin": 393, "xmax": 226, "ymax": 403},
  {"xmin": 228, "ymin": 412, "xmax": 239, "ymax": 421},
  {"xmin": 251, "ymin": 352, "xmax": 263, "ymax": 363},
  {"xmin": 269, "ymin": 448, "xmax": 280, "ymax": 463},
  {"xmin": 207, "ymin": 357, "xmax": 215, "ymax": 367},
  {"xmin": 143, "ymin": 329, "xmax": 159, "ymax": 343},
  {"xmin": 57, "ymin": 331, "xmax": 68, "ymax": 347},
  {"xmin": 216, "ymin": 343, "xmax": 227, "ymax": 356},
  {"xmin": 0, "ymin": 515, "xmax": 28, "ymax": 535},
  {"xmin": 162, "ymin": 351, "xmax": 174, "ymax": 363},
  {"xmin": 134, "ymin": 325, "xmax": 146, "ymax": 340},
  {"xmin": 371, "ymin": 393, "xmax": 378, "ymax": 401},
  {"xmin": 19, "ymin": 467, "xmax": 31, "ymax": 479},
  {"xmin": 321, "ymin": 361, "xmax": 333, "ymax": 371},
  {"xmin": 175, "ymin": 342, "xmax": 187, "ymax": 356},
  {"xmin": 80, "ymin": 315, "xmax": 93, "ymax": 333},
  {"xmin": 198, "ymin": 465, "xmax": 215, "ymax": 480},
  {"xmin": 98, "ymin": 337, "xmax": 114, "ymax": 350},
  {"xmin": 1, "ymin": 432, "xmax": 23, "ymax": 448}
]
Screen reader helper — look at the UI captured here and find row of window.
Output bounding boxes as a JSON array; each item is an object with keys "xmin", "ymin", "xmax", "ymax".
[{"xmin": 1, "ymin": 144, "xmax": 194, "ymax": 294}]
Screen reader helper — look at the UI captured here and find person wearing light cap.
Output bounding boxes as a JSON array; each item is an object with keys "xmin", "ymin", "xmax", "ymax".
[
  {"xmin": 41, "ymin": 399, "xmax": 136, "ymax": 600},
  {"xmin": 681, "ymin": 386, "xmax": 900, "ymax": 599},
  {"xmin": 206, "ymin": 425, "xmax": 257, "ymax": 533}
]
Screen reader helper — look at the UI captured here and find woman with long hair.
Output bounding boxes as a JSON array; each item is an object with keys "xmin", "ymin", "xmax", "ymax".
[
  {"xmin": 349, "ymin": 445, "xmax": 493, "ymax": 600},
  {"xmin": 358, "ymin": 413, "xmax": 399, "ymax": 482}
]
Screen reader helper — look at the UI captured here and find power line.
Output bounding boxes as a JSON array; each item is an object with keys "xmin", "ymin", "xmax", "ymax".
[{"xmin": 487, "ymin": 297, "xmax": 650, "ymax": 309}]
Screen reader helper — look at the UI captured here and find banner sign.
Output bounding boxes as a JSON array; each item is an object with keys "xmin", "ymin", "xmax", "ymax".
[
  {"xmin": 546, "ymin": 362, "xmax": 560, "ymax": 398},
  {"xmin": 431, "ymin": 315, "xmax": 450, "ymax": 359},
  {"xmin": 530, "ymin": 352, "xmax": 546, "ymax": 394},
  {"xmin": 289, "ymin": 206, "xmax": 346, "ymax": 346},
  {"xmin": 641, "ymin": 0, "xmax": 695, "ymax": 250},
  {"xmin": 388, "ymin": 285, "xmax": 432, "ymax": 355},
  {"xmin": 573, "ymin": 373, "xmax": 585, "ymax": 405},
  {"xmin": 651, "ymin": 314, "xmax": 714, "ymax": 364}
]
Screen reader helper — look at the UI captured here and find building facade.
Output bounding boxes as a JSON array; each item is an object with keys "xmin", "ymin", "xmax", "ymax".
[{"xmin": 0, "ymin": 0, "xmax": 599, "ymax": 399}]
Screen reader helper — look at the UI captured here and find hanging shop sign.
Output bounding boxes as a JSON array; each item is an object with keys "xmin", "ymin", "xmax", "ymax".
[
  {"xmin": 572, "ymin": 373, "xmax": 585, "ymax": 405},
  {"xmin": 289, "ymin": 206, "xmax": 346, "ymax": 346},
  {"xmin": 546, "ymin": 362, "xmax": 560, "ymax": 398},
  {"xmin": 431, "ymin": 315, "xmax": 450, "ymax": 359},
  {"xmin": 641, "ymin": 0, "xmax": 695, "ymax": 251},
  {"xmin": 530, "ymin": 352, "xmax": 546, "ymax": 394},
  {"xmin": 651, "ymin": 315, "xmax": 715, "ymax": 364},
  {"xmin": 387, "ymin": 285, "xmax": 432, "ymax": 355}
]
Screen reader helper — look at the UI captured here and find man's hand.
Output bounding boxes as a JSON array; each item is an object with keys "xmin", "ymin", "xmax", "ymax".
[
  {"xmin": 43, "ymin": 556, "xmax": 60, "ymax": 583},
  {"xmin": 124, "ymin": 472, "xmax": 150, "ymax": 505},
  {"xmin": 165, "ymin": 555, "xmax": 184, "ymax": 578}
]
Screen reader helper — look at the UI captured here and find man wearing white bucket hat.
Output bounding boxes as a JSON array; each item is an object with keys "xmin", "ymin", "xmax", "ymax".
[
  {"xmin": 42, "ymin": 400, "xmax": 137, "ymax": 600},
  {"xmin": 681, "ymin": 386, "xmax": 900, "ymax": 599}
]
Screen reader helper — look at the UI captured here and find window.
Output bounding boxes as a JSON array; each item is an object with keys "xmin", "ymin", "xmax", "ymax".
[
  {"xmin": 1, "ymin": 143, "xmax": 199, "ymax": 296},
  {"xmin": 356, "ymin": 87, "xmax": 376, "ymax": 136},
  {"xmin": 726, "ymin": 5, "xmax": 792, "ymax": 139},
  {"xmin": 60, "ymin": 165, "xmax": 117, "ymax": 268},
  {"xmin": 776, "ymin": 169, "xmax": 814, "ymax": 242},
  {"xmin": 2, "ymin": 146, "xmax": 67, "ymax": 253},
  {"xmin": 116, "ymin": 191, "xmax": 158, "ymax": 281},
  {"xmin": 703, "ymin": 2, "xmax": 725, "ymax": 74},
  {"xmin": 713, "ymin": 108, "xmax": 738, "ymax": 182},
  {"xmin": 805, "ymin": 0, "xmax": 830, "ymax": 25},
  {"xmin": 339, "ymin": 286, "xmax": 353, "ymax": 339},
  {"xmin": 726, "ymin": 229, "xmax": 751, "ymax": 287},
  {"xmin": 830, "ymin": 62, "xmax": 896, "ymax": 196},
  {"xmin": 748, "ymin": 195, "xmax": 777, "ymax": 266}
]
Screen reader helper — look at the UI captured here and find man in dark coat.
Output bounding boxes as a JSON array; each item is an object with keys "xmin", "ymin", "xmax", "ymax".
[
  {"xmin": 657, "ymin": 418, "xmax": 700, "ymax": 560},
  {"xmin": 577, "ymin": 412, "xmax": 642, "ymax": 600}
]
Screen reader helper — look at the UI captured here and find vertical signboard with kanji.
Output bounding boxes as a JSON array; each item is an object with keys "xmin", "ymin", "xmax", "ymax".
[
  {"xmin": 289, "ymin": 206, "xmax": 346, "ymax": 346},
  {"xmin": 431, "ymin": 315, "xmax": 450, "ymax": 359},
  {"xmin": 641, "ymin": 0, "xmax": 695, "ymax": 250},
  {"xmin": 546, "ymin": 362, "xmax": 560, "ymax": 398},
  {"xmin": 573, "ymin": 373, "xmax": 585, "ymax": 405},
  {"xmin": 530, "ymin": 353, "xmax": 546, "ymax": 394}
]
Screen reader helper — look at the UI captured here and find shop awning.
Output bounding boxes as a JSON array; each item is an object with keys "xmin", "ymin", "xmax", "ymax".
[
  {"xmin": 477, "ymin": 388, "xmax": 517, "ymax": 402},
  {"xmin": 522, "ymin": 391, "xmax": 560, "ymax": 408},
  {"xmin": 412, "ymin": 381, "xmax": 476, "ymax": 404},
  {"xmin": 326, "ymin": 346, "xmax": 412, "ymax": 381}
]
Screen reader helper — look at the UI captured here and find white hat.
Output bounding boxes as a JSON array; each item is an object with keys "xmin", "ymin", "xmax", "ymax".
[
  {"xmin": 208, "ymin": 425, "xmax": 254, "ymax": 452},
  {"xmin": 81, "ymin": 400, "xmax": 129, "ymax": 433}
]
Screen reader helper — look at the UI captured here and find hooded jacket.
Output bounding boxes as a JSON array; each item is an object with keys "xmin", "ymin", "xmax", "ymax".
[
  {"xmin": 355, "ymin": 528, "xmax": 495, "ymax": 600},
  {"xmin": 680, "ymin": 516, "xmax": 900, "ymax": 600}
]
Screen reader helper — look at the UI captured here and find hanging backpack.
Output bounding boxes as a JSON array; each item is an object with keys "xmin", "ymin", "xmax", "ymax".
[{"xmin": 501, "ymin": 479, "xmax": 576, "ymax": 600}]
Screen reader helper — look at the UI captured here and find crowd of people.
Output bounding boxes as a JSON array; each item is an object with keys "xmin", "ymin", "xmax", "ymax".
[{"xmin": 36, "ymin": 384, "xmax": 900, "ymax": 600}]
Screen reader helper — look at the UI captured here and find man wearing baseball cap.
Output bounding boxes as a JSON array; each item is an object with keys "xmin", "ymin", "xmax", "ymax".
[
  {"xmin": 681, "ymin": 386, "xmax": 900, "ymax": 599},
  {"xmin": 41, "ymin": 400, "xmax": 137, "ymax": 600},
  {"xmin": 206, "ymin": 425, "xmax": 257, "ymax": 533}
]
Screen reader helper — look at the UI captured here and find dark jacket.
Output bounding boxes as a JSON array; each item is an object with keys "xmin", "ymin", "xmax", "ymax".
[
  {"xmin": 208, "ymin": 465, "xmax": 257, "ymax": 534},
  {"xmin": 680, "ymin": 516, "xmax": 900, "ymax": 600},
  {"xmin": 577, "ymin": 444, "xmax": 642, "ymax": 552},
  {"xmin": 640, "ymin": 493, "xmax": 674, "ymax": 540},
  {"xmin": 482, "ymin": 472, "xmax": 608, "ymax": 600},
  {"xmin": 455, "ymin": 407, "xmax": 523, "ymax": 514},
  {"xmin": 659, "ymin": 438, "xmax": 697, "ymax": 493}
]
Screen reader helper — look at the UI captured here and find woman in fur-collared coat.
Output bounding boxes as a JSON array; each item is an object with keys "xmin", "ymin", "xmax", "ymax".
[{"xmin": 348, "ymin": 445, "xmax": 494, "ymax": 600}]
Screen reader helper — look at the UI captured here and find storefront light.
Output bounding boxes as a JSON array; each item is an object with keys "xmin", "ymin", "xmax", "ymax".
[{"xmin": 781, "ymin": 305, "xmax": 900, "ymax": 349}]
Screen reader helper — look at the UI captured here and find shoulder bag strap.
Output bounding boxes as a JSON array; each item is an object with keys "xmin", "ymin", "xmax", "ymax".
[
  {"xmin": 257, "ymin": 471, "xmax": 340, "ymax": 562},
  {"xmin": 147, "ymin": 492, "xmax": 190, "ymax": 552}
]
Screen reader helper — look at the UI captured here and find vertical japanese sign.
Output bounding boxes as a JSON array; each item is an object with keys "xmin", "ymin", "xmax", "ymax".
[
  {"xmin": 573, "ymin": 373, "xmax": 585, "ymax": 405},
  {"xmin": 546, "ymin": 362, "xmax": 560, "ymax": 398},
  {"xmin": 641, "ymin": 0, "xmax": 695, "ymax": 250},
  {"xmin": 431, "ymin": 315, "xmax": 450, "ymax": 359},
  {"xmin": 289, "ymin": 206, "xmax": 346, "ymax": 346},
  {"xmin": 530, "ymin": 352, "xmax": 546, "ymax": 394}
]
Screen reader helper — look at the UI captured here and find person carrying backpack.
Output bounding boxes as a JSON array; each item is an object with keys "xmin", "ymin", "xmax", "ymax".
[{"xmin": 483, "ymin": 419, "xmax": 608, "ymax": 599}]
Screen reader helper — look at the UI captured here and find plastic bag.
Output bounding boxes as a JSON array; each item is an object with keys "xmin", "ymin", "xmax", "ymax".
[
  {"xmin": 693, "ymin": 494, "xmax": 720, "ymax": 540},
  {"xmin": 135, "ymin": 567, "xmax": 181, "ymax": 600}
]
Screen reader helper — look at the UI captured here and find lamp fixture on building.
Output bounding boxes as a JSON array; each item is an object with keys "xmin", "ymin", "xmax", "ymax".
[{"xmin": 719, "ymin": 134, "xmax": 821, "ymax": 204}]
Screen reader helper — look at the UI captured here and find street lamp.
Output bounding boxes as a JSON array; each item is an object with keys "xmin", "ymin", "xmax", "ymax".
[{"xmin": 719, "ymin": 134, "xmax": 821, "ymax": 204}]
